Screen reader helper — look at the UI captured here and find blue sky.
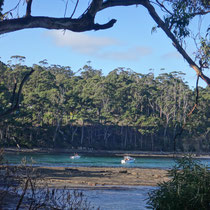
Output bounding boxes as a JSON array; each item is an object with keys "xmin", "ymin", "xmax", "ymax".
[{"xmin": 0, "ymin": 0, "xmax": 209, "ymax": 88}]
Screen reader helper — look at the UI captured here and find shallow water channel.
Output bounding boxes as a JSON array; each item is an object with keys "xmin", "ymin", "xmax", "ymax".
[{"xmin": 4, "ymin": 152, "xmax": 210, "ymax": 169}]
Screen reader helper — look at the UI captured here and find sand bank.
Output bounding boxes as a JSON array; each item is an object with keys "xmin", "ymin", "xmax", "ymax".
[{"xmin": 35, "ymin": 166, "xmax": 169, "ymax": 188}]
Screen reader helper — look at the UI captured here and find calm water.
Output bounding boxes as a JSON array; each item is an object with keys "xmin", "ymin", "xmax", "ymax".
[
  {"xmin": 2, "ymin": 153, "xmax": 210, "ymax": 209},
  {"xmin": 4, "ymin": 152, "xmax": 210, "ymax": 169},
  {"xmin": 79, "ymin": 186, "xmax": 154, "ymax": 210},
  {"xmin": 13, "ymin": 186, "xmax": 154, "ymax": 210}
]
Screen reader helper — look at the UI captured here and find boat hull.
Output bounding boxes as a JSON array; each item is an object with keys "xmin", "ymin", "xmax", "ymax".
[
  {"xmin": 121, "ymin": 158, "xmax": 135, "ymax": 164},
  {"xmin": 70, "ymin": 156, "xmax": 80, "ymax": 159}
]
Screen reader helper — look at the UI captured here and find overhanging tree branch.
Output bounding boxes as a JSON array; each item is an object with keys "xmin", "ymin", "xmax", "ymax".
[
  {"xmin": 0, "ymin": 15, "xmax": 117, "ymax": 34},
  {"xmin": 86, "ymin": 0, "xmax": 103, "ymax": 17},
  {"xmin": 142, "ymin": 0, "xmax": 210, "ymax": 86},
  {"xmin": 0, "ymin": 0, "xmax": 145, "ymax": 35}
]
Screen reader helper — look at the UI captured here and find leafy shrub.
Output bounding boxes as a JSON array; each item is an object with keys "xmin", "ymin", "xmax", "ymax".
[{"xmin": 147, "ymin": 156, "xmax": 210, "ymax": 210}]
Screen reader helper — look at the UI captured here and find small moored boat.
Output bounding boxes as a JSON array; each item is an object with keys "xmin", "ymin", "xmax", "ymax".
[
  {"xmin": 70, "ymin": 154, "xmax": 80, "ymax": 159},
  {"xmin": 121, "ymin": 156, "xmax": 135, "ymax": 164}
]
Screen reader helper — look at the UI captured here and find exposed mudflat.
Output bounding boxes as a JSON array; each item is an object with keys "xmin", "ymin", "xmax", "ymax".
[{"xmin": 35, "ymin": 166, "xmax": 169, "ymax": 188}]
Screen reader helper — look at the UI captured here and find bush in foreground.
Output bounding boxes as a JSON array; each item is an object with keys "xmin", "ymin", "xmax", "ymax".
[{"xmin": 147, "ymin": 156, "xmax": 210, "ymax": 210}]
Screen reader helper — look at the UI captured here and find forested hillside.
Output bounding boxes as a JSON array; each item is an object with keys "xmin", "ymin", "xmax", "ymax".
[{"xmin": 0, "ymin": 59, "xmax": 209, "ymax": 152}]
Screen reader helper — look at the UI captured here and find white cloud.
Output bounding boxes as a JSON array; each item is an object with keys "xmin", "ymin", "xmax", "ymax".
[
  {"xmin": 99, "ymin": 46, "xmax": 152, "ymax": 61},
  {"xmin": 162, "ymin": 51, "xmax": 182, "ymax": 59},
  {"xmin": 47, "ymin": 30, "xmax": 119, "ymax": 54},
  {"xmin": 47, "ymin": 30, "xmax": 152, "ymax": 61}
]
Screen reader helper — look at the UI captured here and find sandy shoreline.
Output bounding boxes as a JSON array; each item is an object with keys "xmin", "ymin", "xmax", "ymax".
[{"xmin": 34, "ymin": 166, "xmax": 169, "ymax": 188}]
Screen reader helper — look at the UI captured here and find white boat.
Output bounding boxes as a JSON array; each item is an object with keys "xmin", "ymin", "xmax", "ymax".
[
  {"xmin": 70, "ymin": 154, "xmax": 80, "ymax": 159},
  {"xmin": 121, "ymin": 156, "xmax": 135, "ymax": 164}
]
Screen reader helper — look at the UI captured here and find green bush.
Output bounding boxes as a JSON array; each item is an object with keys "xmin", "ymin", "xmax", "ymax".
[{"xmin": 147, "ymin": 156, "xmax": 210, "ymax": 210}]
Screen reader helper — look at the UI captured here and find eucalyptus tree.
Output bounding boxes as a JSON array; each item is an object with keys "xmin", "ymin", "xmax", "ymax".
[
  {"xmin": 65, "ymin": 77, "xmax": 81, "ymax": 122},
  {"xmin": 0, "ymin": 82, "xmax": 9, "ymax": 113},
  {"xmin": 155, "ymin": 72, "xmax": 193, "ymax": 150},
  {"xmin": 0, "ymin": 62, "xmax": 9, "ymax": 111},
  {"xmin": 22, "ymin": 64, "xmax": 57, "ymax": 127},
  {"xmin": 81, "ymin": 72, "xmax": 105, "ymax": 146},
  {"xmin": 47, "ymin": 65, "xmax": 74, "ymax": 144},
  {"xmin": 0, "ymin": 58, "xmax": 34, "ymax": 119},
  {"xmin": 66, "ymin": 63, "xmax": 103, "ymax": 146},
  {"xmin": 0, "ymin": 61, "xmax": 34, "ymax": 146},
  {"xmin": 133, "ymin": 73, "xmax": 161, "ymax": 149},
  {"xmin": 0, "ymin": 74, "xmax": 10, "ymax": 144},
  {"xmin": 102, "ymin": 70, "xmax": 120, "ymax": 124},
  {"xmin": 182, "ymin": 86, "xmax": 210, "ymax": 152},
  {"xmin": 79, "ymin": 64, "xmax": 103, "ymax": 122},
  {"xmin": 198, "ymin": 87, "xmax": 210, "ymax": 151}
]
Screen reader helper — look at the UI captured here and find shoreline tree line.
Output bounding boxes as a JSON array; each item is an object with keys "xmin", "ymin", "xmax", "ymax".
[{"xmin": 0, "ymin": 59, "xmax": 209, "ymax": 152}]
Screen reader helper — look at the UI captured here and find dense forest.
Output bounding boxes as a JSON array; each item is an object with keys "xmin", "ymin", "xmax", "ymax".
[{"xmin": 0, "ymin": 58, "xmax": 209, "ymax": 152}]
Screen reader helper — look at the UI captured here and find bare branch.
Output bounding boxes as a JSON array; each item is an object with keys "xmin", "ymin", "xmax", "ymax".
[
  {"xmin": 0, "ymin": 15, "xmax": 117, "ymax": 34},
  {"xmin": 2, "ymin": 0, "xmax": 22, "ymax": 19},
  {"xmin": 26, "ymin": 0, "xmax": 33, "ymax": 17},
  {"xmin": 16, "ymin": 178, "xmax": 30, "ymax": 210},
  {"xmin": 70, "ymin": 0, "xmax": 79, "ymax": 18},
  {"xmin": 155, "ymin": 0, "xmax": 173, "ymax": 15},
  {"xmin": 64, "ymin": 0, "xmax": 69, "ymax": 18},
  {"xmin": 101, "ymin": 0, "xmax": 144, "ymax": 10}
]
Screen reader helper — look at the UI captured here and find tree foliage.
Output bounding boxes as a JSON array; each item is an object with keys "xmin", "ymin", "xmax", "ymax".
[
  {"xmin": 147, "ymin": 156, "xmax": 210, "ymax": 210},
  {"xmin": 0, "ymin": 60, "xmax": 209, "ymax": 151}
]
